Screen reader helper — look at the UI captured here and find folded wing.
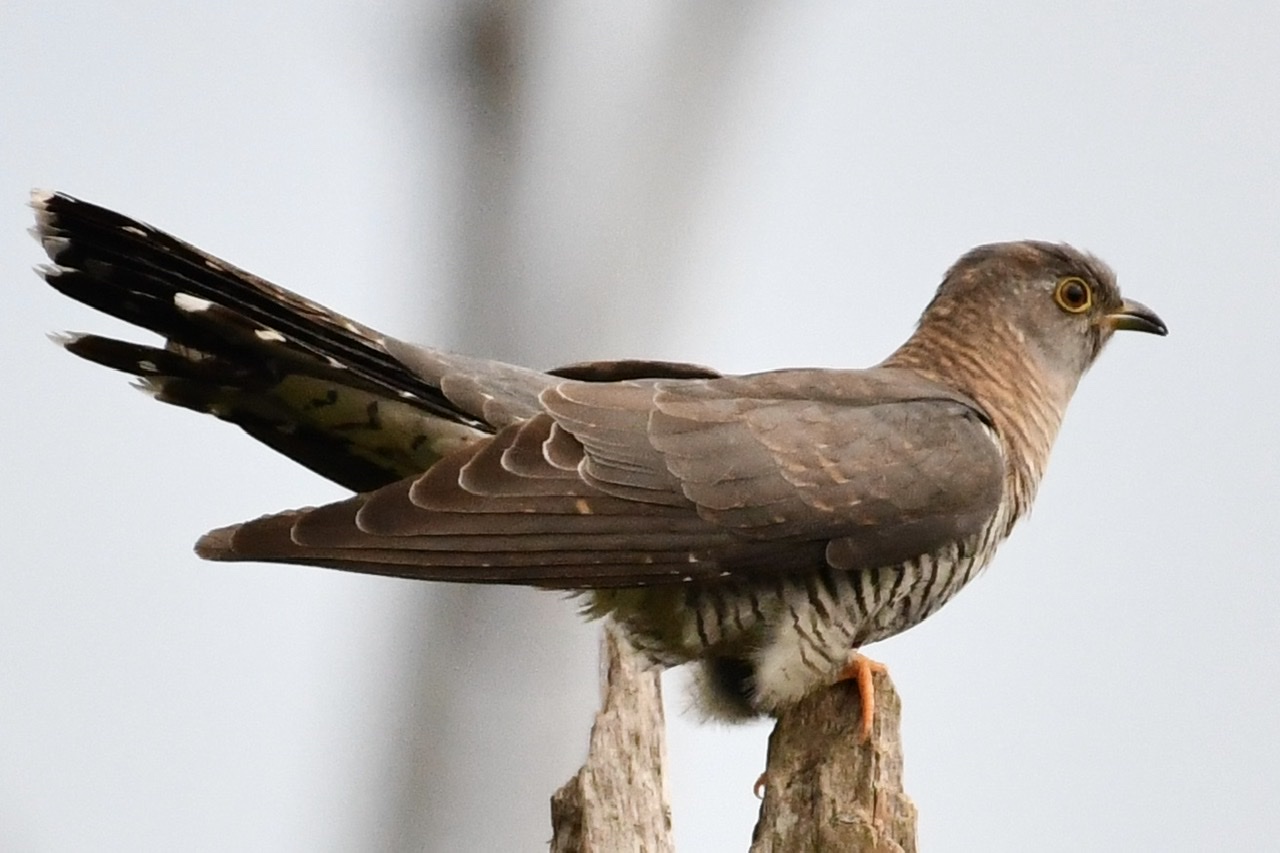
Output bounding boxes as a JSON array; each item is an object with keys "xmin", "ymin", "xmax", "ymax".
[{"xmin": 202, "ymin": 369, "xmax": 1004, "ymax": 587}]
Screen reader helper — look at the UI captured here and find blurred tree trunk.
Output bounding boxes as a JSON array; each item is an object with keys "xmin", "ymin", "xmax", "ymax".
[{"xmin": 381, "ymin": 3, "xmax": 763, "ymax": 849}]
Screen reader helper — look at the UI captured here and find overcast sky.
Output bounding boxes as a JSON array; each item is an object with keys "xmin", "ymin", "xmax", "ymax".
[{"xmin": 4, "ymin": 3, "xmax": 1279, "ymax": 851}]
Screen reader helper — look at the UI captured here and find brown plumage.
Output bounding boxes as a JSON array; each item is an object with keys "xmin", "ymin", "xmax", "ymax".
[{"xmin": 32, "ymin": 190, "xmax": 1166, "ymax": 721}]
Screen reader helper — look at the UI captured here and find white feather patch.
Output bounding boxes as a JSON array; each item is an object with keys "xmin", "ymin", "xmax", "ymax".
[{"xmin": 173, "ymin": 293, "xmax": 214, "ymax": 313}]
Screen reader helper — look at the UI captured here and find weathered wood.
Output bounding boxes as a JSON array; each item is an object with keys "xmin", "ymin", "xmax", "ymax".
[
  {"xmin": 750, "ymin": 672, "xmax": 917, "ymax": 852},
  {"xmin": 552, "ymin": 639, "xmax": 916, "ymax": 852},
  {"xmin": 550, "ymin": 626, "xmax": 673, "ymax": 852}
]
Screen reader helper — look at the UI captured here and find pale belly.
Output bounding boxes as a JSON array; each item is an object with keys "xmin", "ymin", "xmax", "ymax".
[{"xmin": 589, "ymin": 527, "xmax": 1003, "ymax": 720}]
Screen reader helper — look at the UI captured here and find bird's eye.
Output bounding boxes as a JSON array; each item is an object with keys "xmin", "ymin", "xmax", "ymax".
[{"xmin": 1054, "ymin": 277, "xmax": 1092, "ymax": 313}]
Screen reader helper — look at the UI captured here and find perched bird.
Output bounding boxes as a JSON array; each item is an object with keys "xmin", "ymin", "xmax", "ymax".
[{"xmin": 32, "ymin": 190, "xmax": 1165, "ymax": 734}]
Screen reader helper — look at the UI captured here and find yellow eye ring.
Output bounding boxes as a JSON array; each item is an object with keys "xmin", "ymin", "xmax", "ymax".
[{"xmin": 1054, "ymin": 276, "xmax": 1092, "ymax": 313}]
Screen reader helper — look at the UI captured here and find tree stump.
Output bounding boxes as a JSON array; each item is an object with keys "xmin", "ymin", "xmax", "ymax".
[
  {"xmin": 550, "ymin": 626, "xmax": 673, "ymax": 852},
  {"xmin": 551, "ymin": 632, "xmax": 916, "ymax": 852},
  {"xmin": 751, "ymin": 673, "xmax": 917, "ymax": 852}
]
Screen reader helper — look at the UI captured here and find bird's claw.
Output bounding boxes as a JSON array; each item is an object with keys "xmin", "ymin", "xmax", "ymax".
[{"xmin": 836, "ymin": 652, "xmax": 889, "ymax": 741}]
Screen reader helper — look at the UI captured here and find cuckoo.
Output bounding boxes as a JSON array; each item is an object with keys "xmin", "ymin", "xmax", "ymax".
[{"xmin": 31, "ymin": 190, "xmax": 1165, "ymax": 734}]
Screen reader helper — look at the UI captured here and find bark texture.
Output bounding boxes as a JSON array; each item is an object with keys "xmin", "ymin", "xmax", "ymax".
[
  {"xmin": 551, "ymin": 641, "xmax": 916, "ymax": 852},
  {"xmin": 750, "ymin": 673, "xmax": 917, "ymax": 852},
  {"xmin": 550, "ymin": 627, "xmax": 673, "ymax": 852}
]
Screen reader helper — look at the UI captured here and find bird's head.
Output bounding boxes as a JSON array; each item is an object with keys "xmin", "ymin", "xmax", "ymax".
[
  {"xmin": 884, "ymin": 241, "xmax": 1168, "ymax": 505},
  {"xmin": 909, "ymin": 241, "xmax": 1167, "ymax": 397}
]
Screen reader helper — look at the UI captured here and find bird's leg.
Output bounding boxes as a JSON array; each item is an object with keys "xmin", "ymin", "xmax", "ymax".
[{"xmin": 836, "ymin": 651, "xmax": 889, "ymax": 741}]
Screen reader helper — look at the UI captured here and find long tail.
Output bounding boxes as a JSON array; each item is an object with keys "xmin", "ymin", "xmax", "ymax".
[{"xmin": 32, "ymin": 190, "xmax": 497, "ymax": 491}]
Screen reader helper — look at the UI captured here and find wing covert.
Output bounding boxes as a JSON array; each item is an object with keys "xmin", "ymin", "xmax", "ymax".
[
  {"xmin": 201, "ymin": 367, "xmax": 1005, "ymax": 585},
  {"xmin": 645, "ymin": 368, "xmax": 1006, "ymax": 568}
]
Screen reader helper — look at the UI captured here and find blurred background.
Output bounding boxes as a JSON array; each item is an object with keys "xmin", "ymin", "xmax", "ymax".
[{"xmin": 4, "ymin": 3, "xmax": 1279, "ymax": 850}]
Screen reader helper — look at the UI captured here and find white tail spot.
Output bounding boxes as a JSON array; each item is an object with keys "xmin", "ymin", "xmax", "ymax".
[
  {"xmin": 174, "ymin": 293, "xmax": 213, "ymax": 313},
  {"xmin": 40, "ymin": 235, "xmax": 71, "ymax": 256},
  {"xmin": 46, "ymin": 331, "xmax": 80, "ymax": 347}
]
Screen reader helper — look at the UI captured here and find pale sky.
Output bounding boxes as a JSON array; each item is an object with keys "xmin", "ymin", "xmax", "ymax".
[{"xmin": 3, "ymin": 3, "xmax": 1278, "ymax": 851}]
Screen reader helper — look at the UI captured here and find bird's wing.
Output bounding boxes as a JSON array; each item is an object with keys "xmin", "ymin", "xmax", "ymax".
[
  {"xmin": 547, "ymin": 359, "xmax": 722, "ymax": 381},
  {"xmin": 202, "ymin": 368, "xmax": 1005, "ymax": 587},
  {"xmin": 645, "ymin": 366, "xmax": 1003, "ymax": 571},
  {"xmin": 553, "ymin": 368, "xmax": 1007, "ymax": 574}
]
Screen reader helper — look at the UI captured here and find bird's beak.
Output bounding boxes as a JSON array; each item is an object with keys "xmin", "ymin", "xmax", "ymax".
[{"xmin": 1105, "ymin": 298, "xmax": 1168, "ymax": 336}]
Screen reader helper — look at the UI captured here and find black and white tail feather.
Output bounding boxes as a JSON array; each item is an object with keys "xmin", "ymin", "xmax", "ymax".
[{"xmin": 32, "ymin": 189, "xmax": 547, "ymax": 492}]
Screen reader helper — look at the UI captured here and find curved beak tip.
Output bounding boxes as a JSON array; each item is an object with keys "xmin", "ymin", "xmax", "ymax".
[{"xmin": 1107, "ymin": 298, "xmax": 1167, "ymax": 336}]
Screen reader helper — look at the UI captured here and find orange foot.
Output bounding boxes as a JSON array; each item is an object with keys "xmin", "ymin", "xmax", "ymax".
[
  {"xmin": 755, "ymin": 652, "xmax": 889, "ymax": 797},
  {"xmin": 836, "ymin": 651, "xmax": 890, "ymax": 741}
]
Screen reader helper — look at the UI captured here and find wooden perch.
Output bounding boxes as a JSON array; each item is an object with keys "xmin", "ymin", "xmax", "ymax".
[
  {"xmin": 550, "ymin": 626, "xmax": 673, "ymax": 852},
  {"xmin": 751, "ymin": 673, "xmax": 917, "ymax": 852},
  {"xmin": 550, "ymin": 631, "xmax": 916, "ymax": 852}
]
